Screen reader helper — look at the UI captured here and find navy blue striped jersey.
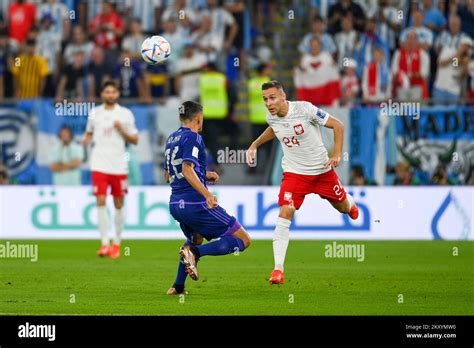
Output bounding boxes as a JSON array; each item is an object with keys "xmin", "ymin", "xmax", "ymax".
[{"xmin": 164, "ymin": 127, "xmax": 207, "ymax": 202}]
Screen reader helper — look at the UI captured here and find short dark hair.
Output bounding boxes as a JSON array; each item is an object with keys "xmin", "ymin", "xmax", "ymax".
[
  {"xmin": 101, "ymin": 80, "xmax": 119, "ymax": 92},
  {"xmin": 262, "ymin": 80, "xmax": 283, "ymax": 91},
  {"xmin": 59, "ymin": 124, "xmax": 74, "ymax": 137},
  {"xmin": 179, "ymin": 101, "xmax": 203, "ymax": 122}
]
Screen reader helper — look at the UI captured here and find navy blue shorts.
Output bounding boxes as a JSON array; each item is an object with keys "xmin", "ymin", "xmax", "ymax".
[{"xmin": 169, "ymin": 201, "xmax": 241, "ymax": 242}]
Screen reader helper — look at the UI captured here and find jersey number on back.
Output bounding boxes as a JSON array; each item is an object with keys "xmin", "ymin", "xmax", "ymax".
[{"xmin": 165, "ymin": 146, "xmax": 184, "ymax": 183}]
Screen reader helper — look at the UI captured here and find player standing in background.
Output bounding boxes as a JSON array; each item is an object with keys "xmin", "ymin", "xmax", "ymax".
[
  {"xmin": 82, "ymin": 80, "xmax": 138, "ymax": 259},
  {"xmin": 246, "ymin": 80, "xmax": 359, "ymax": 285},
  {"xmin": 165, "ymin": 101, "xmax": 251, "ymax": 295}
]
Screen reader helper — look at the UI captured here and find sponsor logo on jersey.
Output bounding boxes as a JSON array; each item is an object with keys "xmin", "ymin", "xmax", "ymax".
[{"xmin": 293, "ymin": 124, "xmax": 304, "ymax": 135}]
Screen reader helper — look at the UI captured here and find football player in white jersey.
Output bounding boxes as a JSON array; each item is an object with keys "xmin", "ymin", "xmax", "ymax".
[
  {"xmin": 246, "ymin": 80, "xmax": 359, "ymax": 285},
  {"xmin": 82, "ymin": 81, "xmax": 139, "ymax": 258}
]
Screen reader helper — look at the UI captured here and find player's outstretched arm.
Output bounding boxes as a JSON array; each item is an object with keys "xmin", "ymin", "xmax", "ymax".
[
  {"xmin": 246, "ymin": 126, "xmax": 275, "ymax": 166},
  {"xmin": 323, "ymin": 116, "xmax": 344, "ymax": 168},
  {"xmin": 182, "ymin": 162, "xmax": 218, "ymax": 208}
]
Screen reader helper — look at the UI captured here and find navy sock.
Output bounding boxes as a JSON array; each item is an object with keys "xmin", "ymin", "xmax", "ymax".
[
  {"xmin": 196, "ymin": 236, "xmax": 245, "ymax": 257},
  {"xmin": 174, "ymin": 257, "xmax": 187, "ymax": 286}
]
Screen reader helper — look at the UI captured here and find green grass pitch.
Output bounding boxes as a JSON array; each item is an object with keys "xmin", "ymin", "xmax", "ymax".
[{"xmin": 0, "ymin": 240, "xmax": 472, "ymax": 315}]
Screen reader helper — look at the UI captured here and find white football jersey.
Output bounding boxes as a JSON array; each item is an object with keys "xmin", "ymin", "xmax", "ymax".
[
  {"xmin": 267, "ymin": 101, "xmax": 331, "ymax": 175},
  {"xmin": 86, "ymin": 104, "xmax": 138, "ymax": 175}
]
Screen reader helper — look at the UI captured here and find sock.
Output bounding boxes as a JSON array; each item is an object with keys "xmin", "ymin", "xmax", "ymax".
[
  {"xmin": 114, "ymin": 208, "xmax": 124, "ymax": 245},
  {"xmin": 346, "ymin": 193, "xmax": 354, "ymax": 212},
  {"xmin": 174, "ymin": 257, "xmax": 188, "ymax": 288},
  {"xmin": 273, "ymin": 217, "xmax": 291, "ymax": 271},
  {"xmin": 196, "ymin": 236, "xmax": 245, "ymax": 257},
  {"xmin": 98, "ymin": 206, "xmax": 109, "ymax": 246}
]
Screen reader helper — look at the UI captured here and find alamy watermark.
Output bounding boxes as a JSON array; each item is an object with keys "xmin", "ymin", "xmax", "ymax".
[
  {"xmin": 217, "ymin": 147, "xmax": 257, "ymax": 167},
  {"xmin": 55, "ymin": 99, "xmax": 95, "ymax": 117},
  {"xmin": 380, "ymin": 99, "xmax": 420, "ymax": 120},
  {"xmin": 324, "ymin": 241, "xmax": 365, "ymax": 262},
  {"xmin": 0, "ymin": 241, "xmax": 38, "ymax": 262}
]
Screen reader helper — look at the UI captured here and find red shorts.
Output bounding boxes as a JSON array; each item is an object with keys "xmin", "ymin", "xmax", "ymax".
[
  {"xmin": 278, "ymin": 169, "xmax": 346, "ymax": 209},
  {"xmin": 92, "ymin": 171, "xmax": 128, "ymax": 197}
]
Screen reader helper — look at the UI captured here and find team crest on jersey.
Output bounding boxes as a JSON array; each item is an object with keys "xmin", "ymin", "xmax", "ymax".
[
  {"xmin": 284, "ymin": 192, "xmax": 292, "ymax": 201},
  {"xmin": 293, "ymin": 124, "xmax": 304, "ymax": 135}
]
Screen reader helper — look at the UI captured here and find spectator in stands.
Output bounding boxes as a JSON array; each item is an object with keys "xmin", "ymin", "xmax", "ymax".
[
  {"xmin": 48, "ymin": 125, "xmax": 83, "ymax": 185},
  {"xmin": 392, "ymin": 31, "xmax": 430, "ymax": 101},
  {"xmin": 349, "ymin": 165, "xmax": 377, "ymax": 185},
  {"xmin": 161, "ymin": 17, "xmax": 186, "ymax": 76},
  {"xmin": 35, "ymin": 0, "xmax": 70, "ymax": 41},
  {"xmin": 353, "ymin": 17, "xmax": 390, "ymax": 78},
  {"xmin": 115, "ymin": 49, "xmax": 147, "ymax": 100},
  {"xmin": 63, "ymin": 25, "xmax": 94, "ymax": 65},
  {"xmin": 435, "ymin": 15, "xmax": 470, "ymax": 53},
  {"xmin": 299, "ymin": 15, "xmax": 336, "ymax": 56},
  {"xmin": 87, "ymin": 46, "xmax": 113, "ymax": 100},
  {"xmin": 224, "ymin": 0, "xmax": 246, "ymax": 51},
  {"xmin": 161, "ymin": 0, "xmax": 198, "ymax": 34},
  {"xmin": 457, "ymin": 0, "xmax": 474, "ymax": 38},
  {"xmin": 375, "ymin": 0, "xmax": 402, "ymax": 53},
  {"xmin": 433, "ymin": 36, "xmax": 472, "ymax": 103},
  {"xmin": 175, "ymin": 41, "xmax": 207, "ymax": 102},
  {"xmin": 191, "ymin": 14, "xmax": 221, "ymax": 64},
  {"xmin": 0, "ymin": 28, "xmax": 16, "ymax": 101},
  {"xmin": 430, "ymin": 164, "xmax": 459, "ymax": 185},
  {"xmin": 393, "ymin": 161, "xmax": 421, "ymax": 185},
  {"xmin": 144, "ymin": 57, "xmax": 168, "ymax": 101},
  {"xmin": 121, "ymin": 18, "xmax": 146, "ymax": 60},
  {"xmin": 55, "ymin": 51, "xmax": 86, "ymax": 101},
  {"xmin": 37, "ymin": 13, "xmax": 61, "ymax": 97},
  {"xmin": 124, "ymin": 0, "xmax": 162, "ymax": 35},
  {"xmin": 420, "ymin": 0, "xmax": 447, "ymax": 36},
  {"xmin": 8, "ymin": 0, "xmax": 36, "ymax": 45},
  {"xmin": 88, "ymin": 0, "xmax": 124, "ymax": 64},
  {"xmin": 335, "ymin": 14, "xmax": 358, "ymax": 69},
  {"xmin": 0, "ymin": 28, "xmax": 18, "ymax": 99},
  {"xmin": 199, "ymin": 62, "xmax": 230, "ymax": 161},
  {"xmin": 328, "ymin": 0, "xmax": 365, "ymax": 33},
  {"xmin": 467, "ymin": 56, "xmax": 474, "ymax": 105},
  {"xmin": 0, "ymin": 164, "xmax": 10, "ymax": 185},
  {"xmin": 400, "ymin": 9, "xmax": 433, "ymax": 50},
  {"xmin": 11, "ymin": 38, "xmax": 49, "ymax": 98},
  {"xmin": 202, "ymin": 0, "xmax": 238, "ymax": 70},
  {"xmin": 362, "ymin": 46, "xmax": 391, "ymax": 104},
  {"xmin": 340, "ymin": 58, "xmax": 359, "ymax": 107},
  {"xmin": 294, "ymin": 37, "xmax": 341, "ymax": 106},
  {"xmin": 247, "ymin": 63, "xmax": 271, "ymax": 173}
]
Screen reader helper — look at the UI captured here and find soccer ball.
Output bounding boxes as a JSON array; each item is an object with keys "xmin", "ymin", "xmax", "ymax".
[{"xmin": 141, "ymin": 36, "xmax": 171, "ymax": 65}]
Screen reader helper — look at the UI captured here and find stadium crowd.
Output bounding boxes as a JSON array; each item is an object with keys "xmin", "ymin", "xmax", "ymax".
[{"xmin": 0, "ymin": 0, "xmax": 472, "ymax": 186}]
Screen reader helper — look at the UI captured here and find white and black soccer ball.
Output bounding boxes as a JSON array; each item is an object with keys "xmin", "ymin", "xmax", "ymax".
[{"xmin": 141, "ymin": 35, "xmax": 171, "ymax": 65}]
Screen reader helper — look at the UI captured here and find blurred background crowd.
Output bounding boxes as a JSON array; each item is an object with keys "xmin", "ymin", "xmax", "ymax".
[{"xmin": 0, "ymin": 0, "xmax": 473, "ymax": 186}]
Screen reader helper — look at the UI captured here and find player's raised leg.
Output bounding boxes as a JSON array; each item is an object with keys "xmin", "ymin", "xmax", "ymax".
[
  {"xmin": 330, "ymin": 193, "xmax": 359, "ymax": 220},
  {"xmin": 180, "ymin": 221, "xmax": 251, "ymax": 281}
]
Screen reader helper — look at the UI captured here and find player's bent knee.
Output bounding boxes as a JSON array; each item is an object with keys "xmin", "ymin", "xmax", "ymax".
[
  {"xmin": 278, "ymin": 205, "xmax": 295, "ymax": 220},
  {"xmin": 96, "ymin": 196, "xmax": 106, "ymax": 206},
  {"xmin": 233, "ymin": 227, "xmax": 251, "ymax": 249}
]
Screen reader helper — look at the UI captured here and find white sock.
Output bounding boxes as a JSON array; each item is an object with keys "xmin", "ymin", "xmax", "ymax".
[
  {"xmin": 98, "ymin": 206, "xmax": 109, "ymax": 246},
  {"xmin": 114, "ymin": 208, "xmax": 124, "ymax": 245},
  {"xmin": 273, "ymin": 217, "xmax": 291, "ymax": 271},
  {"xmin": 346, "ymin": 193, "xmax": 354, "ymax": 212}
]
